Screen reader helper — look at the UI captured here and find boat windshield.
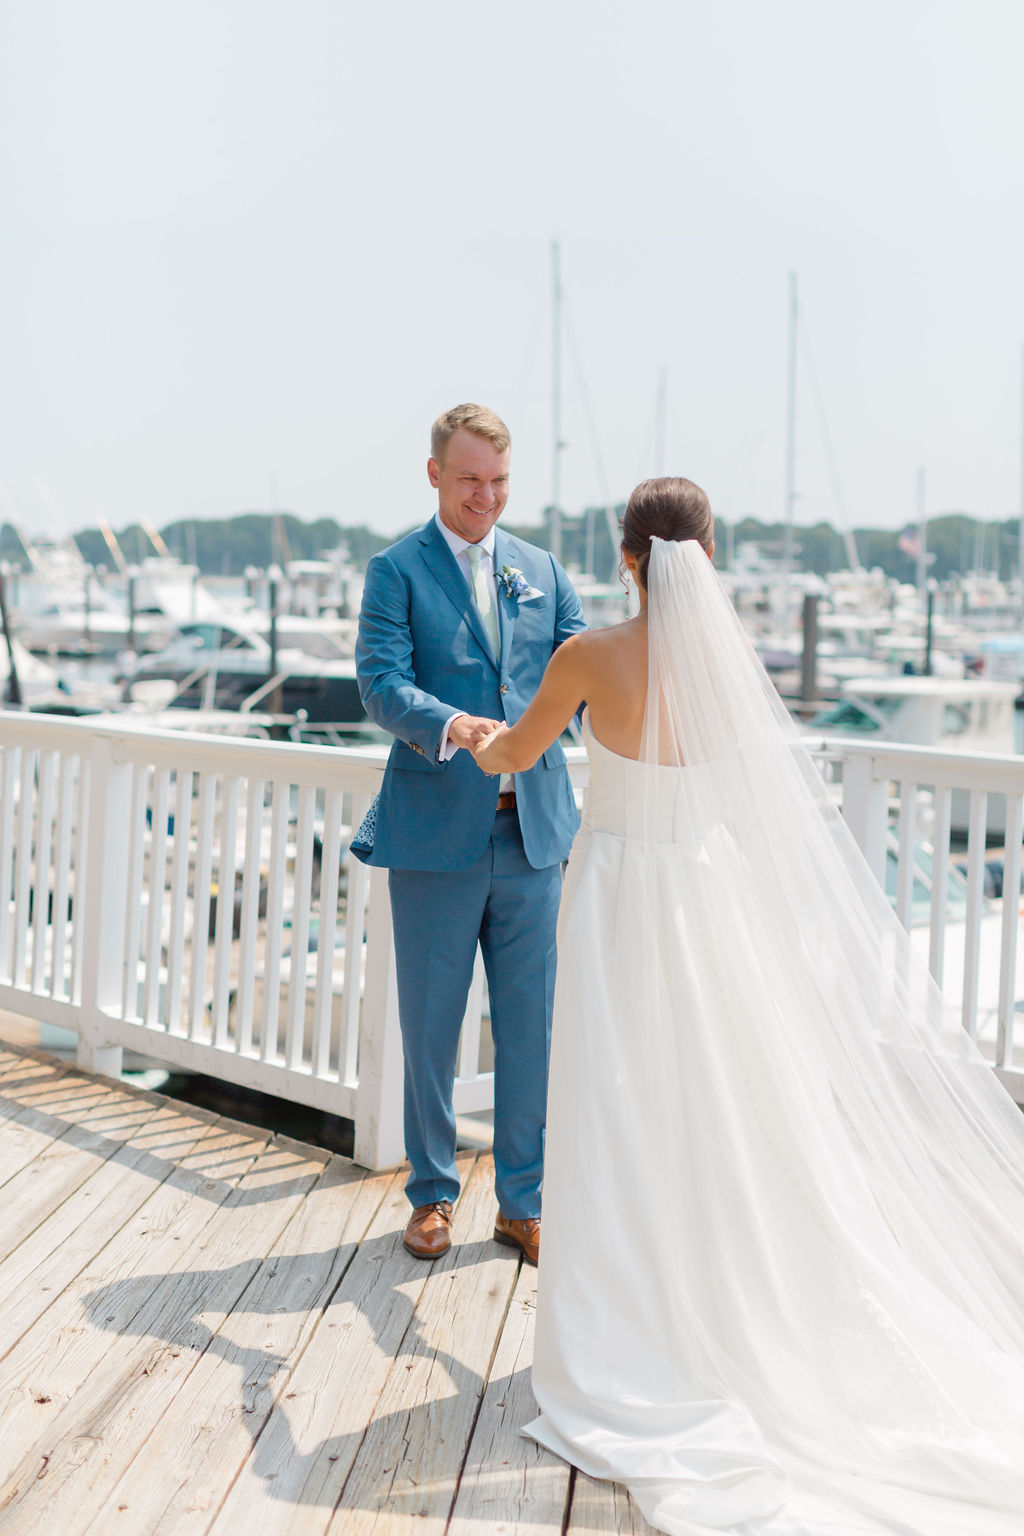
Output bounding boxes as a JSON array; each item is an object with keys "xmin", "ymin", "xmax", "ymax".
[
  {"xmin": 179, "ymin": 624, "xmax": 257, "ymax": 653},
  {"xmin": 811, "ymin": 696, "xmax": 901, "ymax": 732}
]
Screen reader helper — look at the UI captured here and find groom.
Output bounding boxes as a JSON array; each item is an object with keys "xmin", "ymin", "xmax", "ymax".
[{"xmin": 354, "ymin": 403, "xmax": 585, "ymax": 1265}]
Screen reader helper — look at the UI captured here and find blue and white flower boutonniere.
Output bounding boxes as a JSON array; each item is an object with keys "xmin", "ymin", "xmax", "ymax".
[{"xmin": 499, "ymin": 564, "xmax": 544, "ymax": 602}]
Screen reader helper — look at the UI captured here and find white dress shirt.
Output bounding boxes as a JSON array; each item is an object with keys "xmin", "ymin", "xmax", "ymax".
[{"xmin": 433, "ymin": 515, "xmax": 512, "ymax": 792}]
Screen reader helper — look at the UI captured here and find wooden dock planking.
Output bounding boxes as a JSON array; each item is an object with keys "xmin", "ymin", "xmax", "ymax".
[
  {"xmin": 0, "ymin": 1110, "xmax": 275, "ymax": 1527},
  {"xmin": 77, "ymin": 1158, "xmax": 397, "ymax": 1536},
  {"xmin": 0, "ymin": 1056, "xmax": 213, "ymax": 1277},
  {"xmin": 206, "ymin": 1151, "xmax": 481, "ymax": 1536},
  {"xmin": 0, "ymin": 1096, "xmax": 221, "ymax": 1354},
  {"xmin": 2, "ymin": 1133, "xmax": 335, "ymax": 1536},
  {"xmin": 567, "ymin": 1474, "xmax": 657, "ymax": 1534},
  {"xmin": 448, "ymin": 1264, "xmax": 570, "ymax": 1536},
  {"xmin": 0, "ymin": 1043, "xmax": 636, "ymax": 1535},
  {"xmin": 327, "ymin": 1154, "xmax": 524, "ymax": 1535}
]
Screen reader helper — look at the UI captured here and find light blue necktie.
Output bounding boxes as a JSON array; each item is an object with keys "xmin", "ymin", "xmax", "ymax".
[{"xmin": 467, "ymin": 545, "xmax": 500, "ymax": 656}]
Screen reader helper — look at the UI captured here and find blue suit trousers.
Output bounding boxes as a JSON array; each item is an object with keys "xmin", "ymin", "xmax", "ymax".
[{"xmin": 388, "ymin": 807, "xmax": 562, "ymax": 1219}]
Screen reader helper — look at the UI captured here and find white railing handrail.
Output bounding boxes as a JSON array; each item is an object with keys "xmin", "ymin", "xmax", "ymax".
[{"xmin": 808, "ymin": 733, "xmax": 1024, "ymax": 794}]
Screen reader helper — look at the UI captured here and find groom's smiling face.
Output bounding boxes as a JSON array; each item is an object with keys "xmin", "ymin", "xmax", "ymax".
[{"xmin": 429, "ymin": 428, "xmax": 510, "ymax": 544}]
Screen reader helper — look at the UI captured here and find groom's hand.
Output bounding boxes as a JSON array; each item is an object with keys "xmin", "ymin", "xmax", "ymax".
[
  {"xmin": 471, "ymin": 721, "xmax": 510, "ymax": 775},
  {"xmin": 448, "ymin": 715, "xmax": 503, "ymax": 752}
]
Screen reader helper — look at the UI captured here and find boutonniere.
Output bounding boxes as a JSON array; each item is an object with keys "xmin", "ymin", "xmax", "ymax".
[{"xmin": 499, "ymin": 564, "xmax": 544, "ymax": 602}]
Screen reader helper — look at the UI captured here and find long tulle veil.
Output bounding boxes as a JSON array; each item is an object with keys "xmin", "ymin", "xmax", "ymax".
[{"xmin": 641, "ymin": 536, "xmax": 1024, "ymax": 1351}]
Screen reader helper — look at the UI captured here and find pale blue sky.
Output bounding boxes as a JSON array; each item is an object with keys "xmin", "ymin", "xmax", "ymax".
[{"xmin": 2, "ymin": 0, "xmax": 1023, "ymax": 543}]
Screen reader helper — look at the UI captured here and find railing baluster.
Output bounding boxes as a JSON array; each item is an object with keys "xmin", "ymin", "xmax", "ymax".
[
  {"xmin": 70, "ymin": 750, "xmax": 90, "ymax": 1007},
  {"xmin": 143, "ymin": 768, "xmax": 171, "ymax": 1026},
  {"xmin": 996, "ymin": 793, "xmax": 1023, "ymax": 1070},
  {"xmin": 189, "ymin": 774, "xmax": 216, "ymax": 1041},
  {"xmin": 165, "ymin": 769, "xmax": 193, "ymax": 1037},
  {"xmin": 234, "ymin": 778, "xmax": 265, "ymax": 1058},
  {"xmin": 895, "ymin": 780, "xmax": 918, "ymax": 931},
  {"xmin": 212, "ymin": 776, "xmax": 239, "ymax": 1049},
  {"xmin": 30, "ymin": 750, "xmax": 55, "ymax": 994},
  {"xmin": 839, "ymin": 751, "xmax": 888, "ymax": 884},
  {"xmin": 355, "ymin": 866, "xmax": 406, "ymax": 1169},
  {"xmin": 261, "ymin": 780, "xmax": 289, "ymax": 1063},
  {"xmin": 77, "ymin": 733, "xmax": 127, "ymax": 1077},
  {"xmin": 311, "ymin": 787, "xmax": 343, "ymax": 1079},
  {"xmin": 0, "ymin": 745, "xmax": 18, "ymax": 983},
  {"xmin": 50, "ymin": 754, "xmax": 75, "ymax": 1000},
  {"xmin": 13, "ymin": 748, "xmax": 35, "ymax": 988},
  {"xmin": 286, "ymin": 785, "xmax": 316, "ymax": 1070},
  {"xmin": 121, "ymin": 764, "xmax": 149, "ymax": 1022},
  {"xmin": 928, "ymin": 786, "xmax": 952, "ymax": 985},
  {"xmin": 961, "ymin": 789, "xmax": 989, "ymax": 1041}
]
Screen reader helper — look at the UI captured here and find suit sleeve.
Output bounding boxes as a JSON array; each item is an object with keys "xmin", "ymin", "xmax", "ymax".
[
  {"xmin": 548, "ymin": 553, "xmax": 588, "ymax": 647},
  {"xmin": 355, "ymin": 551, "xmax": 458, "ymax": 759}
]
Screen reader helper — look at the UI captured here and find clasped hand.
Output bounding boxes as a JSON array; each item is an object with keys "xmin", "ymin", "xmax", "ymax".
[
  {"xmin": 468, "ymin": 720, "xmax": 510, "ymax": 776},
  {"xmin": 447, "ymin": 714, "xmax": 502, "ymax": 753},
  {"xmin": 447, "ymin": 714, "xmax": 509, "ymax": 774}
]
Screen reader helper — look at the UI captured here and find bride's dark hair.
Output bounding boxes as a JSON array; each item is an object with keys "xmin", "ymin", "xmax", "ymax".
[{"xmin": 621, "ymin": 477, "xmax": 714, "ymax": 589}]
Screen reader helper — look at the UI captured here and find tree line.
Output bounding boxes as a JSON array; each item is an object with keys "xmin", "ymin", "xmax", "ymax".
[{"xmin": 2, "ymin": 508, "xmax": 1020, "ymax": 585}]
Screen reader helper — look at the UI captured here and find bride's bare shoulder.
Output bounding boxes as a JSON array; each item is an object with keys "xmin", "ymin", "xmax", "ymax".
[
  {"xmin": 573, "ymin": 616, "xmax": 645, "ymax": 649},
  {"xmin": 553, "ymin": 620, "xmax": 647, "ymax": 697}
]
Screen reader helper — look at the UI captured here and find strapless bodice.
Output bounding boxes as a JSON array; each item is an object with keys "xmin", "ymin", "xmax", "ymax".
[{"xmin": 580, "ymin": 712, "xmax": 719, "ymax": 844}]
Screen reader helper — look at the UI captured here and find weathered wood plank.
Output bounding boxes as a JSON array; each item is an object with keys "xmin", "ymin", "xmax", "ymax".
[
  {"xmin": 566, "ymin": 1471, "xmax": 657, "ymax": 1535},
  {"xmin": 0, "ymin": 1047, "xmax": 145, "ymax": 1139},
  {"xmin": 207, "ymin": 1152, "xmax": 480, "ymax": 1536},
  {"xmin": 326, "ymin": 1154, "xmax": 522, "ymax": 1535},
  {"xmin": 0, "ymin": 1135, "xmax": 337, "ymax": 1536},
  {"xmin": 0, "ymin": 1096, "xmax": 81, "ymax": 1193},
  {"xmin": 0, "ymin": 1045, "xmax": 620, "ymax": 1536},
  {"xmin": 448, "ymin": 1264, "xmax": 569, "ymax": 1536},
  {"xmin": 0, "ymin": 1114, "xmax": 272, "ymax": 1521},
  {"xmin": 0, "ymin": 1098, "xmax": 220, "ymax": 1358},
  {"xmin": 0, "ymin": 1048, "xmax": 207, "ymax": 1234},
  {"xmin": 78, "ymin": 1158, "xmax": 397, "ymax": 1536},
  {"xmin": 0, "ymin": 1072, "xmax": 192, "ymax": 1265}
]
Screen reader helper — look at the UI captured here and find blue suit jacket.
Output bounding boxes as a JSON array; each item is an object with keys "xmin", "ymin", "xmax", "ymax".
[{"xmin": 354, "ymin": 519, "xmax": 586, "ymax": 872}]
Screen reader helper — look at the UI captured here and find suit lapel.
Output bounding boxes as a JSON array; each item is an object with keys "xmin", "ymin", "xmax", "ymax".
[
  {"xmin": 493, "ymin": 531, "xmax": 516, "ymax": 676},
  {"xmin": 418, "ymin": 520, "xmax": 498, "ymax": 667}
]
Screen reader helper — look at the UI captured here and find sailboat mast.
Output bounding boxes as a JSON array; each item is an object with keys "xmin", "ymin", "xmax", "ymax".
[
  {"xmin": 782, "ymin": 271, "xmax": 798, "ymax": 590},
  {"xmin": 655, "ymin": 367, "xmax": 668, "ymax": 474},
  {"xmin": 550, "ymin": 241, "xmax": 564, "ymax": 564},
  {"xmin": 1019, "ymin": 344, "xmax": 1024, "ymax": 624},
  {"xmin": 916, "ymin": 466, "xmax": 928, "ymax": 593}
]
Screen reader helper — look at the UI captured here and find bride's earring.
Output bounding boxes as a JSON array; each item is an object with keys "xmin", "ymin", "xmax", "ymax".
[{"xmin": 619, "ymin": 557, "xmax": 631, "ymax": 591}]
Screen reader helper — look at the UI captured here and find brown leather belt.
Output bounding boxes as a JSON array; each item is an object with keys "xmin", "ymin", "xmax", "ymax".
[{"xmin": 496, "ymin": 790, "xmax": 517, "ymax": 811}]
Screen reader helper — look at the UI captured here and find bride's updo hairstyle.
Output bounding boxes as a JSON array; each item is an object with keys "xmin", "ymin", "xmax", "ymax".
[{"xmin": 621, "ymin": 477, "xmax": 713, "ymax": 590}]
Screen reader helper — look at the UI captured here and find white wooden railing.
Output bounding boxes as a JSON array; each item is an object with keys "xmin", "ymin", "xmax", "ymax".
[
  {"xmin": 812, "ymin": 736, "xmax": 1024, "ymax": 1103},
  {"xmin": 0, "ymin": 712, "xmax": 1020, "ymax": 1173}
]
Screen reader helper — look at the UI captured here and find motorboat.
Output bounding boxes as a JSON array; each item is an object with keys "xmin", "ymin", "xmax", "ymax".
[
  {"xmin": 121, "ymin": 618, "xmax": 367, "ymax": 729},
  {"xmin": 810, "ymin": 675, "xmax": 1021, "ymax": 834}
]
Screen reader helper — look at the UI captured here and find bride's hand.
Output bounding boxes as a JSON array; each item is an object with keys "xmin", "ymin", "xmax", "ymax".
[{"xmin": 472, "ymin": 722, "xmax": 510, "ymax": 775}]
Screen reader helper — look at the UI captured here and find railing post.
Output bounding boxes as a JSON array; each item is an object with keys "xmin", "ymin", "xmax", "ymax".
[
  {"xmin": 839, "ymin": 750, "xmax": 888, "ymax": 889},
  {"xmin": 76, "ymin": 734, "xmax": 130, "ymax": 1078},
  {"xmin": 353, "ymin": 866, "xmax": 406, "ymax": 1171}
]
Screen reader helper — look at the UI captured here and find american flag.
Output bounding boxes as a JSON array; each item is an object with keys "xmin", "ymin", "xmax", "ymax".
[{"xmin": 897, "ymin": 525, "xmax": 923, "ymax": 559}]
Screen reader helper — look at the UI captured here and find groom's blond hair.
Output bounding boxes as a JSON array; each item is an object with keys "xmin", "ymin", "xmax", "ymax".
[{"xmin": 431, "ymin": 403, "xmax": 511, "ymax": 464}]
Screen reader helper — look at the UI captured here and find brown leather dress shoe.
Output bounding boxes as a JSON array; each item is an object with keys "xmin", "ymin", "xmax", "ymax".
[
  {"xmin": 403, "ymin": 1200, "xmax": 453, "ymax": 1259},
  {"xmin": 494, "ymin": 1211, "xmax": 540, "ymax": 1267}
]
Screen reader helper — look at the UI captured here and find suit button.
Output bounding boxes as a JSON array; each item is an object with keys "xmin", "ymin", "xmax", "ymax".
[{"xmin": 500, "ymin": 683, "xmax": 509, "ymax": 694}]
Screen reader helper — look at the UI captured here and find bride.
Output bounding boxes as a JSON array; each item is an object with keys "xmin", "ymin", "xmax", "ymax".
[{"xmin": 471, "ymin": 478, "xmax": 1024, "ymax": 1536}]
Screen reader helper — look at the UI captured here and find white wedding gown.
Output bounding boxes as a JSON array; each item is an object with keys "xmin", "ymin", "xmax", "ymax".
[{"xmin": 525, "ymin": 543, "xmax": 1024, "ymax": 1536}]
